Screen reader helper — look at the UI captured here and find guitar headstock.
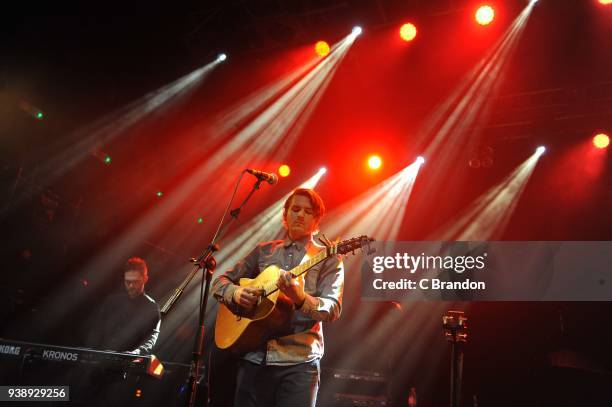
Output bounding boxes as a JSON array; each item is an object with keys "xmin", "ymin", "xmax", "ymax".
[{"xmin": 334, "ymin": 235, "xmax": 375, "ymax": 256}]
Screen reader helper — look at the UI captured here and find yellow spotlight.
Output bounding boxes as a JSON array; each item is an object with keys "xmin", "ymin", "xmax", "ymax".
[
  {"xmin": 399, "ymin": 23, "xmax": 418, "ymax": 42},
  {"xmin": 367, "ymin": 155, "xmax": 382, "ymax": 170},
  {"xmin": 475, "ymin": 5, "xmax": 495, "ymax": 25},
  {"xmin": 315, "ymin": 41, "xmax": 330, "ymax": 57},
  {"xmin": 593, "ymin": 133, "xmax": 610, "ymax": 149},
  {"xmin": 279, "ymin": 164, "xmax": 291, "ymax": 177}
]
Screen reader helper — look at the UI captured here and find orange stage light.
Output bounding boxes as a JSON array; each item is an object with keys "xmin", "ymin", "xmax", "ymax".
[
  {"xmin": 278, "ymin": 164, "xmax": 291, "ymax": 177},
  {"xmin": 315, "ymin": 41, "xmax": 330, "ymax": 57}
]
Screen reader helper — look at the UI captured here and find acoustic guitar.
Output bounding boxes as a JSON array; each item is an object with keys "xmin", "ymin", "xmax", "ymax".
[{"xmin": 215, "ymin": 235, "xmax": 373, "ymax": 353}]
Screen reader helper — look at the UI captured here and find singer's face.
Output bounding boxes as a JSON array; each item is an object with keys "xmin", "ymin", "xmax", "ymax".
[
  {"xmin": 124, "ymin": 270, "xmax": 147, "ymax": 299},
  {"xmin": 284, "ymin": 195, "xmax": 319, "ymax": 240}
]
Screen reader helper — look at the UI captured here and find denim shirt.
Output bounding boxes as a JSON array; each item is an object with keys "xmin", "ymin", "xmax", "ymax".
[{"xmin": 212, "ymin": 236, "xmax": 344, "ymax": 365}]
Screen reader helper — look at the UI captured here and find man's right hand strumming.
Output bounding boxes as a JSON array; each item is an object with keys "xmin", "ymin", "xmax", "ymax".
[{"xmin": 232, "ymin": 286, "xmax": 263, "ymax": 309}]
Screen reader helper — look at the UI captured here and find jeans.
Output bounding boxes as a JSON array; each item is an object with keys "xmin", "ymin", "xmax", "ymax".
[{"xmin": 234, "ymin": 359, "xmax": 320, "ymax": 407}]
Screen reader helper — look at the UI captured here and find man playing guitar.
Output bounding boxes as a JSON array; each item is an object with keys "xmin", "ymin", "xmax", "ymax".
[{"xmin": 212, "ymin": 188, "xmax": 344, "ymax": 407}]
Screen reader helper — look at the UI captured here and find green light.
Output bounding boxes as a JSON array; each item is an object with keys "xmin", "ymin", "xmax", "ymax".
[
  {"xmin": 197, "ymin": 217, "xmax": 203, "ymax": 224},
  {"xmin": 36, "ymin": 112, "xmax": 44, "ymax": 120},
  {"xmin": 104, "ymin": 155, "xmax": 112, "ymax": 165},
  {"xmin": 156, "ymin": 191, "xmax": 163, "ymax": 198}
]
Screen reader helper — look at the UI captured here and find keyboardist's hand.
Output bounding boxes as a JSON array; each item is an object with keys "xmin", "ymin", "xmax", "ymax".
[{"xmin": 232, "ymin": 286, "xmax": 263, "ymax": 309}]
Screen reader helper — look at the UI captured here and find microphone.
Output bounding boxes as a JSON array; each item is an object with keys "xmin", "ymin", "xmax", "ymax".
[{"xmin": 246, "ymin": 169, "xmax": 278, "ymax": 185}]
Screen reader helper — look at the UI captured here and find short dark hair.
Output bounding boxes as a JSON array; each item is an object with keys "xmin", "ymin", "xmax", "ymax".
[
  {"xmin": 283, "ymin": 188, "xmax": 326, "ymax": 221},
  {"xmin": 123, "ymin": 257, "xmax": 148, "ymax": 277}
]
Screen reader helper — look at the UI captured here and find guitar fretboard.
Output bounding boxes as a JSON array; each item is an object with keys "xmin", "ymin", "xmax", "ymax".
[{"xmin": 262, "ymin": 246, "xmax": 336, "ymax": 297}]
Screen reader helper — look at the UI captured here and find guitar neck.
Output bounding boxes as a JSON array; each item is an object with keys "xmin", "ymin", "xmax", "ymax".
[
  {"xmin": 263, "ymin": 246, "xmax": 335, "ymax": 297},
  {"xmin": 291, "ymin": 247, "xmax": 335, "ymax": 278}
]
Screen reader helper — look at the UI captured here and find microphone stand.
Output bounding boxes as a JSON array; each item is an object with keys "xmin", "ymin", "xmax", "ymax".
[
  {"xmin": 442, "ymin": 311, "xmax": 468, "ymax": 407},
  {"xmin": 160, "ymin": 174, "xmax": 267, "ymax": 407}
]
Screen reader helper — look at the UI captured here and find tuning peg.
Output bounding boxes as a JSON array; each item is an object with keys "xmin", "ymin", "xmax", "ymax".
[{"xmin": 363, "ymin": 236, "xmax": 376, "ymax": 255}]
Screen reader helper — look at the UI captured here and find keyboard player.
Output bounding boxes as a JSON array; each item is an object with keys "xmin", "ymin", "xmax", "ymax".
[{"xmin": 86, "ymin": 257, "xmax": 161, "ymax": 356}]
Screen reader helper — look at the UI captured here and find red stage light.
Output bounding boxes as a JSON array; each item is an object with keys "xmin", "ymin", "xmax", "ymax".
[
  {"xmin": 475, "ymin": 5, "xmax": 495, "ymax": 25},
  {"xmin": 315, "ymin": 41, "xmax": 330, "ymax": 57},
  {"xmin": 599, "ymin": 0, "xmax": 612, "ymax": 5},
  {"xmin": 593, "ymin": 133, "xmax": 610, "ymax": 149},
  {"xmin": 399, "ymin": 23, "xmax": 417, "ymax": 42},
  {"xmin": 367, "ymin": 155, "xmax": 382, "ymax": 170},
  {"xmin": 278, "ymin": 164, "xmax": 291, "ymax": 177}
]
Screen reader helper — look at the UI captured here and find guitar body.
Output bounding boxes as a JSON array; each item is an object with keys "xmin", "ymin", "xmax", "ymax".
[
  {"xmin": 215, "ymin": 265, "xmax": 295, "ymax": 353},
  {"xmin": 214, "ymin": 235, "xmax": 372, "ymax": 354}
]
